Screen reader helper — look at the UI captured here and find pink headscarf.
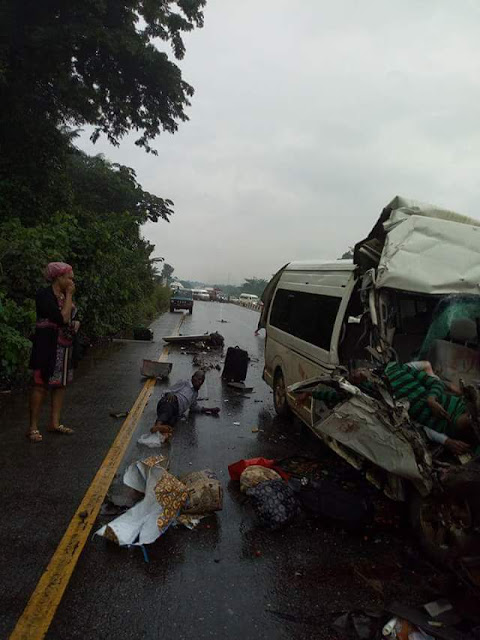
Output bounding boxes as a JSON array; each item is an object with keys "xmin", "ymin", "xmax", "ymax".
[{"xmin": 45, "ymin": 262, "xmax": 73, "ymax": 282}]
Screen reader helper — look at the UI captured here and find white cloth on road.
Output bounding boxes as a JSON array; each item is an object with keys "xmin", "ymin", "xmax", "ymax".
[
  {"xmin": 137, "ymin": 432, "xmax": 166, "ymax": 448},
  {"xmin": 96, "ymin": 456, "xmax": 188, "ymax": 546}
]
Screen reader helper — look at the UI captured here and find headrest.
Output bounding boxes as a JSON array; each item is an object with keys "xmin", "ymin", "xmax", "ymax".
[{"xmin": 450, "ymin": 318, "xmax": 477, "ymax": 343}]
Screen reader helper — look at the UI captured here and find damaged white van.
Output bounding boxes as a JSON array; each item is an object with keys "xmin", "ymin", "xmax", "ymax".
[{"xmin": 260, "ymin": 196, "xmax": 480, "ymax": 576}]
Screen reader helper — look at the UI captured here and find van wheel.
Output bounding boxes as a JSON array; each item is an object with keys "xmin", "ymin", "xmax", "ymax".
[
  {"xmin": 189, "ymin": 308, "xmax": 193, "ymax": 315},
  {"xmin": 170, "ymin": 306, "xmax": 175, "ymax": 313},
  {"xmin": 273, "ymin": 370, "xmax": 291, "ymax": 417}
]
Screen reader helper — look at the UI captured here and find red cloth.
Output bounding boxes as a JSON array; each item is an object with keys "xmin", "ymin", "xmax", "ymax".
[
  {"xmin": 45, "ymin": 262, "xmax": 73, "ymax": 282},
  {"xmin": 228, "ymin": 457, "xmax": 290, "ymax": 481}
]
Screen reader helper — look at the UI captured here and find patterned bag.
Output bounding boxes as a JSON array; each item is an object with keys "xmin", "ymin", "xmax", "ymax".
[
  {"xmin": 179, "ymin": 469, "xmax": 223, "ymax": 514},
  {"xmin": 239, "ymin": 465, "xmax": 282, "ymax": 493},
  {"xmin": 246, "ymin": 480, "xmax": 300, "ymax": 530}
]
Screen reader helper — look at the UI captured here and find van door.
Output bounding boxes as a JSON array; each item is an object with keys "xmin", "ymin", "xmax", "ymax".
[{"xmin": 265, "ymin": 271, "xmax": 356, "ymax": 426}]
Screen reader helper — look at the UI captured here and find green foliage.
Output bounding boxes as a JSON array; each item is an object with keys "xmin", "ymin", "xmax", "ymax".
[
  {"xmin": 339, "ymin": 248, "xmax": 354, "ymax": 260},
  {"xmin": 0, "ymin": 147, "xmax": 174, "ymax": 384},
  {"xmin": 161, "ymin": 263, "xmax": 175, "ymax": 285},
  {"xmin": 0, "ymin": 1, "xmax": 205, "ymax": 383},
  {"xmin": 0, "ymin": 293, "xmax": 35, "ymax": 384},
  {"xmin": 240, "ymin": 278, "xmax": 269, "ymax": 298},
  {"xmin": 0, "ymin": 0, "xmax": 204, "ymax": 221}
]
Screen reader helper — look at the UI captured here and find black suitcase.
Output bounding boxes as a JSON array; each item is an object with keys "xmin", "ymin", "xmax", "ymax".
[{"xmin": 222, "ymin": 346, "xmax": 249, "ymax": 382}]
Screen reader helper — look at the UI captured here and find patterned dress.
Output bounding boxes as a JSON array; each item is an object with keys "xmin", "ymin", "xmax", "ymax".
[{"xmin": 30, "ymin": 286, "xmax": 77, "ymax": 388}]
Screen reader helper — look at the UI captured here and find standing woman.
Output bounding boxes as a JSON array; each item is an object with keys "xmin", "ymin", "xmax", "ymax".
[{"xmin": 27, "ymin": 262, "xmax": 79, "ymax": 442}]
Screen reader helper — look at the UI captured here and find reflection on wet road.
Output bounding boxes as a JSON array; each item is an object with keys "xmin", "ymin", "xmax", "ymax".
[{"xmin": 1, "ymin": 302, "xmax": 447, "ymax": 640}]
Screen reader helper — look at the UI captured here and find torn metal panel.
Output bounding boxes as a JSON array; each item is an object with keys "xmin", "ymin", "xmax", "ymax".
[
  {"xmin": 376, "ymin": 215, "xmax": 480, "ymax": 296},
  {"xmin": 354, "ymin": 195, "xmax": 480, "ymax": 296},
  {"xmin": 312, "ymin": 393, "xmax": 431, "ymax": 489}
]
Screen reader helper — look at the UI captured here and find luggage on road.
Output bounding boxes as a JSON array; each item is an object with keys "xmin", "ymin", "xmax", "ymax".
[
  {"xmin": 179, "ymin": 469, "xmax": 223, "ymax": 514},
  {"xmin": 246, "ymin": 480, "xmax": 300, "ymax": 530},
  {"xmin": 222, "ymin": 346, "xmax": 249, "ymax": 382}
]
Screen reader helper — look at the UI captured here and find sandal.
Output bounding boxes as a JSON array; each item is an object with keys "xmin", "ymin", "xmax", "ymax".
[
  {"xmin": 26, "ymin": 430, "xmax": 43, "ymax": 442},
  {"xmin": 48, "ymin": 425, "xmax": 74, "ymax": 435}
]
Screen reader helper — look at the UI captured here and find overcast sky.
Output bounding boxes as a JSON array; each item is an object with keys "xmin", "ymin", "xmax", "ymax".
[{"xmin": 78, "ymin": 0, "xmax": 480, "ymax": 284}]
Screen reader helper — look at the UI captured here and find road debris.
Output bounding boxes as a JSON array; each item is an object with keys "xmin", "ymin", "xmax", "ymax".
[
  {"xmin": 110, "ymin": 411, "xmax": 129, "ymax": 418},
  {"xmin": 239, "ymin": 465, "xmax": 282, "ymax": 493},
  {"xmin": 228, "ymin": 457, "xmax": 290, "ymax": 481},
  {"xmin": 222, "ymin": 346, "xmax": 249, "ymax": 382},
  {"xmin": 163, "ymin": 332, "xmax": 224, "ymax": 347},
  {"xmin": 141, "ymin": 359, "xmax": 173, "ymax": 379},
  {"xmin": 179, "ymin": 469, "xmax": 223, "ymax": 514},
  {"xmin": 227, "ymin": 381, "xmax": 254, "ymax": 392},
  {"xmin": 96, "ymin": 459, "xmax": 223, "ymax": 548},
  {"xmin": 137, "ymin": 432, "xmax": 167, "ymax": 448},
  {"xmin": 246, "ymin": 480, "xmax": 300, "ymax": 530}
]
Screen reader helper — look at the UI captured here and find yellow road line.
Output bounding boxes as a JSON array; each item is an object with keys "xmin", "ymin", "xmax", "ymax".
[{"xmin": 10, "ymin": 314, "xmax": 185, "ymax": 640}]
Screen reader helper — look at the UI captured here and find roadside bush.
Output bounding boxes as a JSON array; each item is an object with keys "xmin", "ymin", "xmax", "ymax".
[
  {"xmin": 0, "ymin": 147, "xmax": 174, "ymax": 386},
  {"xmin": 0, "ymin": 293, "xmax": 35, "ymax": 385}
]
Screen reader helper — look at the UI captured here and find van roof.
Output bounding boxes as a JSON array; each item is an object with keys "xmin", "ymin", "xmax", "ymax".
[{"xmin": 286, "ymin": 259, "xmax": 355, "ymax": 272}]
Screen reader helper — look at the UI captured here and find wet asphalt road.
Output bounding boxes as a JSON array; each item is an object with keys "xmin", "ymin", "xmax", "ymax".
[{"xmin": 1, "ymin": 302, "xmax": 452, "ymax": 639}]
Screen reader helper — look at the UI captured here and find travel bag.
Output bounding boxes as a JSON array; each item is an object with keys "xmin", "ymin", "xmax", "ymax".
[{"xmin": 222, "ymin": 346, "xmax": 249, "ymax": 382}]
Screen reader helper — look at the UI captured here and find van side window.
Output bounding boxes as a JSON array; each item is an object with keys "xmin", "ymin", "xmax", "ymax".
[
  {"xmin": 270, "ymin": 289, "xmax": 341, "ymax": 351},
  {"xmin": 270, "ymin": 289, "xmax": 294, "ymax": 333}
]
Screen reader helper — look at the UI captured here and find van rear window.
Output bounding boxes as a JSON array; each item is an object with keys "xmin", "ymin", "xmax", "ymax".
[{"xmin": 270, "ymin": 289, "xmax": 341, "ymax": 351}]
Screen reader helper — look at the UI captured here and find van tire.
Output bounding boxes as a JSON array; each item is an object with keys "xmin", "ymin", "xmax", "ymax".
[
  {"xmin": 273, "ymin": 370, "xmax": 291, "ymax": 418},
  {"xmin": 170, "ymin": 306, "xmax": 175, "ymax": 313},
  {"xmin": 189, "ymin": 308, "xmax": 193, "ymax": 315}
]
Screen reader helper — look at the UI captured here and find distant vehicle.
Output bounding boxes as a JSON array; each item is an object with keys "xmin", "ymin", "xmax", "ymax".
[
  {"xmin": 217, "ymin": 294, "xmax": 228, "ymax": 303},
  {"xmin": 170, "ymin": 288, "xmax": 193, "ymax": 314},
  {"xmin": 170, "ymin": 282, "xmax": 184, "ymax": 291},
  {"xmin": 239, "ymin": 293, "xmax": 259, "ymax": 306},
  {"xmin": 208, "ymin": 288, "xmax": 223, "ymax": 301},
  {"xmin": 192, "ymin": 289, "xmax": 210, "ymax": 301}
]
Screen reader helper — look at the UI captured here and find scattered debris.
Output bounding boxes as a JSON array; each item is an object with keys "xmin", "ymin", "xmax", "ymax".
[
  {"xmin": 137, "ymin": 432, "xmax": 167, "ymax": 448},
  {"xmin": 140, "ymin": 360, "xmax": 172, "ymax": 379},
  {"xmin": 247, "ymin": 480, "xmax": 300, "ymax": 530},
  {"xmin": 179, "ymin": 469, "xmax": 223, "ymax": 514},
  {"xmin": 228, "ymin": 457, "xmax": 290, "ymax": 481},
  {"xmin": 96, "ymin": 458, "xmax": 222, "ymax": 548},
  {"xmin": 239, "ymin": 465, "xmax": 282, "ymax": 493},
  {"xmin": 233, "ymin": 422, "xmax": 240, "ymax": 426},
  {"xmin": 163, "ymin": 332, "xmax": 224, "ymax": 347},
  {"xmin": 251, "ymin": 427, "xmax": 259, "ymax": 433},
  {"xmin": 110, "ymin": 411, "xmax": 129, "ymax": 419},
  {"xmin": 227, "ymin": 381, "xmax": 254, "ymax": 392},
  {"xmin": 423, "ymin": 601, "xmax": 453, "ymax": 619},
  {"xmin": 222, "ymin": 346, "xmax": 249, "ymax": 383},
  {"xmin": 96, "ymin": 457, "xmax": 188, "ymax": 546}
]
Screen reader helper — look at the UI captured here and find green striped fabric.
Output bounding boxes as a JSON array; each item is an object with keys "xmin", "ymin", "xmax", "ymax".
[
  {"xmin": 384, "ymin": 362, "xmax": 465, "ymax": 435},
  {"xmin": 312, "ymin": 363, "xmax": 466, "ymax": 437}
]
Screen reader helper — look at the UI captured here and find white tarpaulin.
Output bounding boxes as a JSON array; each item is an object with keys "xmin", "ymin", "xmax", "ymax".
[
  {"xmin": 376, "ymin": 214, "xmax": 480, "ymax": 295},
  {"xmin": 96, "ymin": 457, "xmax": 188, "ymax": 546}
]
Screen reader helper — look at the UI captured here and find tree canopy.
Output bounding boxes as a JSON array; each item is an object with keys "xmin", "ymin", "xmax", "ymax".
[
  {"xmin": 0, "ymin": 0, "xmax": 205, "ymax": 220},
  {"xmin": 0, "ymin": 1, "xmax": 206, "ymax": 384}
]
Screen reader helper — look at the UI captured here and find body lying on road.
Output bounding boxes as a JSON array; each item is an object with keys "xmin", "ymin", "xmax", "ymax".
[{"xmin": 151, "ymin": 370, "xmax": 220, "ymax": 438}]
